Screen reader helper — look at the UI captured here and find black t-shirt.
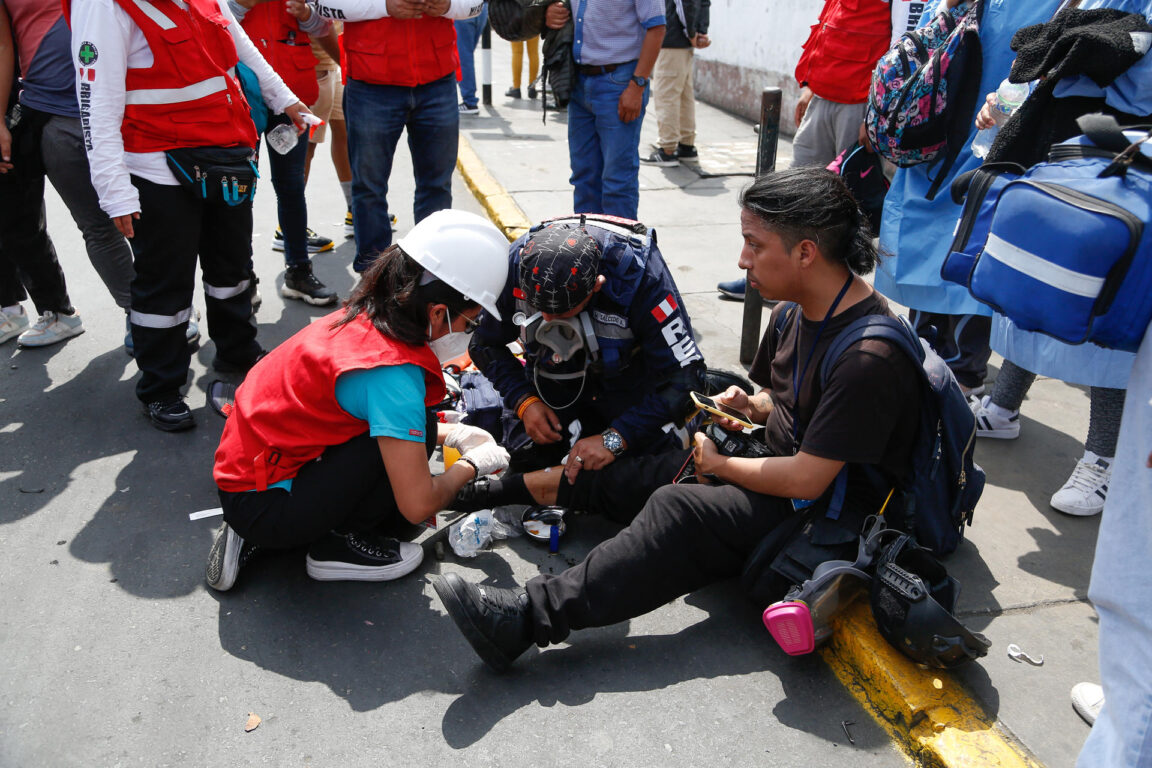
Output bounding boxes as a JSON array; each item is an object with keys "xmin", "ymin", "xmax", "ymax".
[{"xmin": 748, "ymin": 291, "xmax": 921, "ymax": 510}]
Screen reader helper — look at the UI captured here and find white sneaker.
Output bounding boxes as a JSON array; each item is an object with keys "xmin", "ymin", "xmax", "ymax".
[
  {"xmin": 1071, "ymin": 682, "xmax": 1104, "ymax": 725},
  {"xmin": 1050, "ymin": 453, "xmax": 1111, "ymax": 516},
  {"xmin": 970, "ymin": 395, "xmax": 1020, "ymax": 439},
  {"xmin": 0, "ymin": 305, "xmax": 29, "ymax": 344},
  {"xmin": 16, "ymin": 310, "xmax": 85, "ymax": 348}
]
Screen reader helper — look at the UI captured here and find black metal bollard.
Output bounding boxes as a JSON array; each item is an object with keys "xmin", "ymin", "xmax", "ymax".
[
  {"xmin": 481, "ymin": 20, "xmax": 492, "ymax": 106},
  {"xmin": 739, "ymin": 87, "xmax": 782, "ymax": 364}
]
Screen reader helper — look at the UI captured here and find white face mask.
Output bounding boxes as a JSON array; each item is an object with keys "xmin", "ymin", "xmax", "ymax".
[{"xmin": 428, "ymin": 309, "xmax": 472, "ymax": 363}]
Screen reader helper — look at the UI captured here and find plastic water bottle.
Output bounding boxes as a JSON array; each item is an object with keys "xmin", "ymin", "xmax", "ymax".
[{"xmin": 971, "ymin": 79, "xmax": 1030, "ymax": 159}]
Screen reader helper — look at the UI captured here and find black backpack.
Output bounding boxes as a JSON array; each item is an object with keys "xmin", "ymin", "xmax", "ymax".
[{"xmin": 488, "ymin": 0, "xmax": 549, "ymax": 42}]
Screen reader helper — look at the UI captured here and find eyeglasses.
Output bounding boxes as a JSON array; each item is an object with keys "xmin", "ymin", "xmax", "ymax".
[{"xmin": 448, "ymin": 309, "xmax": 481, "ymax": 335}]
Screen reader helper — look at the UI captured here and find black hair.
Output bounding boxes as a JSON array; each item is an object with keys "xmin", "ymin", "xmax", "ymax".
[
  {"xmin": 332, "ymin": 245, "xmax": 479, "ymax": 345},
  {"xmin": 738, "ymin": 167, "xmax": 878, "ymax": 275}
]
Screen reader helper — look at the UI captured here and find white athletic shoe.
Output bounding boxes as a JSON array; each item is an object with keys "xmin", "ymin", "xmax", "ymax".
[
  {"xmin": 0, "ymin": 305, "xmax": 29, "ymax": 344},
  {"xmin": 17, "ymin": 310, "xmax": 84, "ymax": 348},
  {"xmin": 970, "ymin": 395, "xmax": 1021, "ymax": 439},
  {"xmin": 1071, "ymin": 682, "xmax": 1105, "ymax": 726},
  {"xmin": 1050, "ymin": 453, "xmax": 1111, "ymax": 516}
]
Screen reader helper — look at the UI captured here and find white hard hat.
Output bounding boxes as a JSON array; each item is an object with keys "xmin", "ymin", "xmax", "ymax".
[{"xmin": 397, "ymin": 210, "xmax": 508, "ymax": 320}]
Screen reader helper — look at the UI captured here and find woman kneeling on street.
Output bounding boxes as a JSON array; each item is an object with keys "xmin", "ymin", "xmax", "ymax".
[{"xmin": 206, "ymin": 210, "xmax": 511, "ymax": 591}]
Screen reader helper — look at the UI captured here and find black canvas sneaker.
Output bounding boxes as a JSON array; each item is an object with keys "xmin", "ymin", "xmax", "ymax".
[{"xmin": 305, "ymin": 531, "xmax": 424, "ymax": 581}]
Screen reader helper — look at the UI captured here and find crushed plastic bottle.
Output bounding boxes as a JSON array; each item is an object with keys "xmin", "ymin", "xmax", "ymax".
[{"xmin": 448, "ymin": 509, "xmax": 520, "ymax": 557}]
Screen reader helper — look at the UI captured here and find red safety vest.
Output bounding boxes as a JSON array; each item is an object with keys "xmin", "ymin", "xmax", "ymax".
[
  {"xmin": 240, "ymin": 4, "xmax": 319, "ymax": 106},
  {"xmin": 113, "ymin": 0, "xmax": 256, "ymax": 151},
  {"xmin": 794, "ymin": 0, "xmax": 891, "ymax": 104},
  {"xmin": 214, "ymin": 311, "xmax": 447, "ymax": 492},
  {"xmin": 342, "ymin": 15, "xmax": 458, "ymax": 87}
]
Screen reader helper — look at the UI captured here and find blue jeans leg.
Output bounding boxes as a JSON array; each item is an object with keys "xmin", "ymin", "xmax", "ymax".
[
  {"xmin": 344, "ymin": 77, "xmax": 407, "ymax": 271},
  {"xmin": 567, "ymin": 62, "xmax": 647, "ymax": 220},
  {"xmin": 264, "ymin": 112, "xmax": 310, "ymax": 268},
  {"xmin": 1076, "ymin": 320, "xmax": 1152, "ymax": 768},
  {"xmin": 568, "ymin": 74, "xmax": 603, "ymax": 215},
  {"xmin": 455, "ymin": 6, "xmax": 488, "ymax": 108},
  {"xmin": 408, "ymin": 74, "xmax": 458, "ymax": 224}
]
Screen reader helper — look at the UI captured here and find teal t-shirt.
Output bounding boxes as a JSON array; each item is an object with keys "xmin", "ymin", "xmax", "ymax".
[
  {"xmin": 334, "ymin": 364, "xmax": 428, "ymax": 441},
  {"xmin": 255, "ymin": 363, "xmax": 428, "ymax": 492}
]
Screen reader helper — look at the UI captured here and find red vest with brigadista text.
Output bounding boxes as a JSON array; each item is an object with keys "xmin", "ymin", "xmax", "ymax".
[
  {"xmin": 240, "ymin": 4, "xmax": 319, "ymax": 106},
  {"xmin": 113, "ymin": 0, "xmax": 256, "ymax": 151},
  {"xmin": 342, "ymin": 15, "xmax": 458, "ymax": 87},
  {"xmin": 214, "ymin": 311, "xmax": 447, "ymax": 492}
]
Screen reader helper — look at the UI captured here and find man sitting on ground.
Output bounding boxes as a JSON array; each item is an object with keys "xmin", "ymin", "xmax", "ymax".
[{"xmin": 435, "ymin": 167, "xmax": 923, "ymax": 672}]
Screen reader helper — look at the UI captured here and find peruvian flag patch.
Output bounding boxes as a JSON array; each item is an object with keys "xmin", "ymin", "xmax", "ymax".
[{"xmin": 651, "ymin": 294, "xmax": 678, "ymax": 323}]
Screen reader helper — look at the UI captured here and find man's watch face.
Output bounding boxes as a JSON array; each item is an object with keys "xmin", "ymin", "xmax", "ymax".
[{"xmin": 603, "ymin": 430, "xmax": 624, "ymax": 454}]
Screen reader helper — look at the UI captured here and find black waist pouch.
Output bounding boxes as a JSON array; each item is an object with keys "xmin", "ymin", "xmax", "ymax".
[{"xmin": 165, "ymin": 146, "xmax": 259, "ymax": 206}]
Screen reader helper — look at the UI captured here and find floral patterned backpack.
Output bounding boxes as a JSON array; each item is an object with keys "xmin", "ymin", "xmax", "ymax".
[{"xmin": 865, "ymin": 0, "xmax": 987, "ymax": 200}]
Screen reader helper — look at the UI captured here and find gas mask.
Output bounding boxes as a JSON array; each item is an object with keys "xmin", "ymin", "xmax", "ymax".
[{"xmin": 515, "ymin": 310, "xmax": 600, "ymax": 410}]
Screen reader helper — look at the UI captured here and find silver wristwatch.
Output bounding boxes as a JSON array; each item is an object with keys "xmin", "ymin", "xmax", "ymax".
[{"xmin": 601, "ymin": 428, "xmax": 626, "ymax": 456}]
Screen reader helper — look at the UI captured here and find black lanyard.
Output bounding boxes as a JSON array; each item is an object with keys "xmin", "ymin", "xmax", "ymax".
[{"xmin": 791, "ymin": 273, "xmax": 855, "ymax": 448}]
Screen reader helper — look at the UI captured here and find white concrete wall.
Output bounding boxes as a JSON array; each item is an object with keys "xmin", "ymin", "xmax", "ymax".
[
  {"xmin": 692, "ymin": 0, "xmax": 823, "ymax": 132},
  {"xmin": 698, "ymin": 0, "xmax": 819, "ymax": 79}
]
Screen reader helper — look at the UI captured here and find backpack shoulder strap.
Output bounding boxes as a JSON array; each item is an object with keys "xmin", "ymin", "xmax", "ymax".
[
  {"xmin": 769, "ymin": 301, "xmax": 799, "ymax": 359},
  {"xmin": 818, "ymin": 314, "xmax": 926, "ymax": 389},
  {"xmin": 816, "ymin": 314, "xmax": 925, "ymax": 523}
]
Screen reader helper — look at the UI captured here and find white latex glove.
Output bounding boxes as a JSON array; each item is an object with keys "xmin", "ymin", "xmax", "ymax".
[
  {"xmin": 444, "ymin": 423, "xmax": 496, "ymax": 453},
  {"xmin": 461, "ymin": 442, "xmax": 510, "ymax": 477}
]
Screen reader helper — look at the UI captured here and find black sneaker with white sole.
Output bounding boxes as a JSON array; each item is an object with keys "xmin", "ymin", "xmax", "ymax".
[
  {"xmin": 143, "ymin": 396, "xmax": 195, "ymax": 432},
  {"xmin": 205, "ymin": 522, "xmax": 260, "ymax": 591},
  {"xmin": 305, "ymin": 531, "xmax": 424, "ymax": 581},
  {"xmin": 433, "ymin": 572, "xmax": 533, "ymax": 672},
  {"xmin": 281, "ymin": 264, "xmax": 338, "ymax": 306},
  {"xmin": 641, "ymin": 148, "xmax": 679, "ymax": 166}
]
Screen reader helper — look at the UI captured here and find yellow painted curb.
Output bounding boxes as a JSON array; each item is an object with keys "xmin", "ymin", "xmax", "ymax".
[
  {"xmin": 820, "ymin": 600, "xmax": 1044, "ymax": 768},
  {"xmin": 456, "ymin": 134, "xmax": 532, "ymax": 243}
]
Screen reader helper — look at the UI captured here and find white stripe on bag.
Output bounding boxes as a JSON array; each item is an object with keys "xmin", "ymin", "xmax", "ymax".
[
  {"xmin": 204, "ymin": 279, "xmax": 251, "ymax": 300},
  {"xmin": 129, "ymin": 307, "xmax": 194, "ymax": 329},
  {"xmin": 125, "ymin": 76, "xmax": 227, "ymax": 106},
  {"xmin": 984, "ymin": 234, "xmax": 1105, "ymax": 299},
  {"xmin": 132, "ymin": 0, "xmax": 178, "ymax": 30}
]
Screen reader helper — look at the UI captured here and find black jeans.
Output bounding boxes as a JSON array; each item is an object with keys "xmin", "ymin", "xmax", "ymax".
[
  {"xmin": 219, "ymin": 432, "xmax": 408, "ymax": 549},
  {"xmin": 0, "ymin": 108, "xmax": 73, "ymax": 314},
  {"xmin": 129, "ymin": 176, "xmax": 260, "ymax": 402},
  {"xmin": 557, "ymin": 448, "xmax": 691, "ymax": 523},
  {"xmin": 527, "ymin": 471, "xmax": 795, "ymax": 646}
]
